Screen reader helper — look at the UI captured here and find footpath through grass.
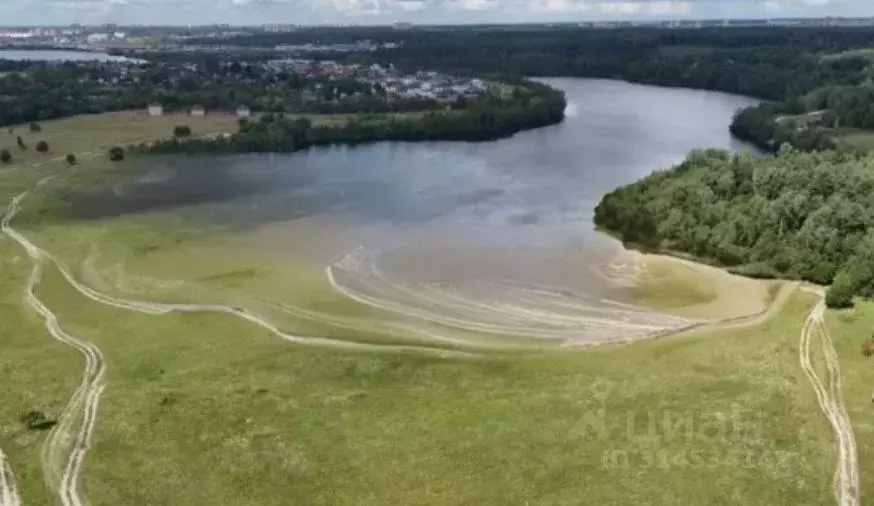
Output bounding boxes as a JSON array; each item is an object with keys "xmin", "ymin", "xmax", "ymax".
[{"xmin": 827, "ymin": 300, "xmax": 874, "ymax": 503}]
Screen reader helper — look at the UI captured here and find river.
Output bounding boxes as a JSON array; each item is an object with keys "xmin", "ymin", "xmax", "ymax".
[
  {"xmin": 0, "ymin": 49, "xmax": 134, "ymax": 62},
  {"xmin": 92, "ymin": 78, "xmax": 761, "ymax": 343}
]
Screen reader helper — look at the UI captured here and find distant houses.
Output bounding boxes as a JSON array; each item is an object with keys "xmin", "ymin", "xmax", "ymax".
[{"xmin": 147, "ymin": 103, "xmax": 253, "ymax": 119}]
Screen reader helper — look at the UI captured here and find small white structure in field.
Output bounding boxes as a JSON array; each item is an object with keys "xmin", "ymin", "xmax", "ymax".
[
  {"xmin": 191, "ymin": 105, "xmax": 206, "ymax": 117},
  {"xmin": 236, "ymin": 105, "xmax": 251, "ymax": 118},
  {"xmin": 147, "ymin": 104, "xmax": 163, "ymax": 117}
]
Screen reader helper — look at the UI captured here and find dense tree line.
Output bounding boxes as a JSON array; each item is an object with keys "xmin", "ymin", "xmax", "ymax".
[
  {"xmin": 594, "ymin": 146, "xmax": 874, "ymax": 306},
  {"xmin": 142, "ymin": 81, "xmax": 564, "ymax": 154}
]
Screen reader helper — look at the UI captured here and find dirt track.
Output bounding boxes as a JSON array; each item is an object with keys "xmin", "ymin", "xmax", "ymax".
[
  {"xmin": 799, "ymin": 289, "xmax": 859, "ymax": 506},
  {"xmin": 0, "ymin": 448, "xmax": 21, "ymax": 506},
  {"xmin": 3, "ymin": 186, "xmax": 107, "ymax": 506}
]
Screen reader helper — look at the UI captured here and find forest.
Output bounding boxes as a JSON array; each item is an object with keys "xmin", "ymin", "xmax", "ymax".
[
  {"xmin": 594, "ymin": 147, "xmax": 874, "ymax": 307},
  {"xmin": 142, "ymin": 80, "xmax": 565, "ymax": 154}
]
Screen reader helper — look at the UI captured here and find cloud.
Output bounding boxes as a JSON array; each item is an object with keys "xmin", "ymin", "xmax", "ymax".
[
  {"xmin": 5, "ymin": 0, "xmax": 871, "ymax": 25},
  {"xmin": 529, "ymin": 0, "xmax": 591, "ymax": 12},
  {"xmin": 451, "ymin": 0, "xmax": 501, "ymax": 10},
  {"xmin": 396, "ymin": 0, "xmax": 427, "ymax": 10},
  {"xmin": 647, "ymin": 1, "xmax": 690, "ymax": 15},
  {"xmin": 764, "ymin": 0, "xmax": 783, "ymax": 11}
]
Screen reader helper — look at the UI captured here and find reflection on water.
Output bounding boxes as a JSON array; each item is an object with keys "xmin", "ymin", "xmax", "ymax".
[{"xmin": 109, "ymin": 78, "xmax": 760, "ymax": 343}]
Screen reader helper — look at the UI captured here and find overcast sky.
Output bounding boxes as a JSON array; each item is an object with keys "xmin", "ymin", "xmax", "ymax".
[{"xmin": 2, "ymin": 0, "xmax": 872, "ymax": 26}]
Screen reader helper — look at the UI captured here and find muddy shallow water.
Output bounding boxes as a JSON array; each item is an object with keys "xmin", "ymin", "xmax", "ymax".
[{"xmin": 83, "ymin": 78, "xmax": 762, "ymax": 343}]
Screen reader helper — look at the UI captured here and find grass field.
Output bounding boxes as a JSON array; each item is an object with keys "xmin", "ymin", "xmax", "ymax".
[
  {"xmin": 0, "ymin": 111, "xmax": 864, "ymax": 505},
  {"xmin": 26, "ymin": 269, "xmax": 837, "ymax": 505},
  {"xmin": 832, "ymin": 128, "xmax": 874, "ymax": 153},
  {"xmin": 0, "ymin": 111, "xmax": 240, "ymax": 165},
  {"xmin": 827, "ymin": 301, "xmax": 874, "ymax": 502}
]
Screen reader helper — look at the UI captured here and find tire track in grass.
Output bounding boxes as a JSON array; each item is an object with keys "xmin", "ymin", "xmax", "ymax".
[
  {"xmin": 799, "ymin": 290, "xmax": 859, "ymax": 506},
  {"xmin": 0, "ymin": 448, "xmax": 22, "ymax": 506},
  {"xmin": 4, "ymin": 188, "xmax": 479, "ymax": 357},
  {"xmin": 3, "ymin": 185, "xmax": 106, "ymax": 506}
]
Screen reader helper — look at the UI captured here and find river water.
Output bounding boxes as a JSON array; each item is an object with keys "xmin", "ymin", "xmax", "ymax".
[
  {"xmin": 109, "ymin": 78, "xmax": 760, "ymax": 343},
  {"xmin": 0, "ymin": 49, "xmax": 134, "ymax": 62}
]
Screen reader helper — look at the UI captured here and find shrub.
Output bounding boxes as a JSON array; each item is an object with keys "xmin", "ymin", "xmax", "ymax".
[
  {"xmin": 29, "ymin": 122, "xmax": 41, "ymax": 132},
  {"xmin": 35, "ymin": 140, "xmax": 49, "ymax": 152},
  {"xmin": 173, "ymin": 125, "xmax": 192, "ymax": 138},
  {"xmin": 66, "ymin": 153, "xmax": 76, "ymax": 165},
  {"xmin": 826, "ymin": 277, "xmax": 855, "ymax": 308},
  {"xmin": 108, "ymin": 146, "xmax": 125, "ymax": 162},
  {"xmin": 20, "ymin": 410, "xmax": 56, "ymax": 431},
  {"xmin": 0, "ymin": 149, "xmax": 11, "ymax": 164}
]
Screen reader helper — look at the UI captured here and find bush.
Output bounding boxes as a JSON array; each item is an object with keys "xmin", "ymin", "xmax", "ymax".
[
  {"xmin": 35, "ymin": 140, "xmax": 49, "ymax": 152},
  {"xmin": 20, "ymin": 410, "xmax": 56, "ymax": 431},
  {"xmin": 29, "ymin": 122, "xmax": 41, "ymax": 132},
  {"xmin": 108, "ymin": 146, "xmax": 125, "ymax": 162},
  {"xmin": 862, "ymin": 339, "xmax": 874, "ymax": 358},
  {"xmin": 826, "ymin": 273, "xmax": 856, "ymax": 308},
  {"xmin": 0, "ymin": 149, "xmax": 11, "ymax": 164},
  {"xmin": 66, "ymin": 153, "xmax": 76, "ymax": 165},
  {"xmin": 173, "ymin": 125, "xmax": 192, "ymax": 138}
]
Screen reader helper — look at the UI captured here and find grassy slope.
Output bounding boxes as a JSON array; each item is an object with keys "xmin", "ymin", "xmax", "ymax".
[
  {"xmin": 0, "ymin": 155, "xmax": 82, "ymax": 506},
  {"xmin": 827, "ymin": 301, "xmax": 874, "ymax": 502},
  {"xmin": 0, "ymin": 112, "xmax": 242, "ymax": 505},
  {"xmin": 0, "ymin": 247, "xmax": 82, "ymax": 506},
  {"xmin": 32, "ymin": 266, "xmax": 833, "ymax": 505},
  {"xmin": 0, "ymin": 111, "xmax": 851, "ymax": 505},
  {"xmin": 833, "ymin": 128, "xmax": 874, "ymax": 153},
  {"xmin": 0, "ymin": 111, "xmax": 240, "ymax": 164}
]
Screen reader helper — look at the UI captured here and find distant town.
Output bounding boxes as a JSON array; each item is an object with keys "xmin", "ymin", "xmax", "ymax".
[{"xmin": 3, "ymin": 17, "xmax": 874, "ymax": 52}]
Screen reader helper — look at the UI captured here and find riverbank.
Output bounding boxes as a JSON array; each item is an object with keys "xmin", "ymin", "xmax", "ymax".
[
  {"xmin": 612, "ymin": 249, "xmax": 776, "ymax": 321},
  {"xmin": 594, "ymin": 145, "xmax": 874, "ymax": 307}
]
